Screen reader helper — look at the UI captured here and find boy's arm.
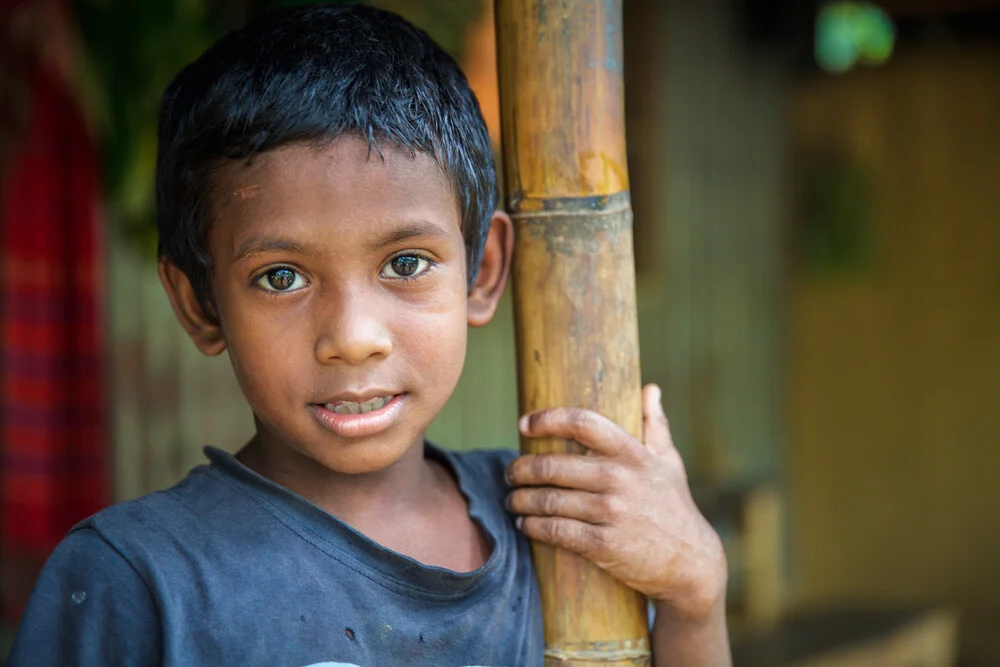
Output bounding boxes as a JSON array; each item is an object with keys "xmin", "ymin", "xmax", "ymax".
[
  {"xmin": 652, "ymin": 598, "xmax": 731, "ymax": 667},
  {"xmin": 507, "ymin": 384, "xmax": 733, "ymax": 666},
  {"xmin": 7, "ymin": 527, "xmax": 161, "ymax": 667}
]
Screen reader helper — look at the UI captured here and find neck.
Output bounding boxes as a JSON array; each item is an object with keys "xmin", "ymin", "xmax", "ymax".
[
  {"xmin": 236, "ymin": 426, "xmax": 489, "ymax": 572},
  {"xmin": 235, "ymin": 431, "xmax": 439, "ymax": 527}
]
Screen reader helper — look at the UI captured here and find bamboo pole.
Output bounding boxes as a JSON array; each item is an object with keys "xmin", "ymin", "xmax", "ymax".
[{"xmin": 495, "ymin": 1, "xmax": 651, "ymax": 665}]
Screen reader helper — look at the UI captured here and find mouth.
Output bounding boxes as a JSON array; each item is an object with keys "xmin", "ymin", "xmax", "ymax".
[
  {"xmin": 325, "ymin": 395, "xmax": 394, "ymax": 415},
  {"xmin": 310, "ymin": 393, "xmax": 406, "ymax": 438}
]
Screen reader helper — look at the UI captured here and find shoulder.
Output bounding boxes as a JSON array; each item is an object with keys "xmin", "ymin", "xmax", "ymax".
[
  {"xmin": 80, "ymin": 463, "xmax": 222, "ymax": 544},
  {"xmin": 32, "ymin": 524, "xmax": 150, "ymax": 589},
  {"xmin": 75, "ymin": 459, "xmax": 281, "ymax": 582},
  {"xmin": 8, "ymin": 527, "xmax": 162, "ymax": 666}
]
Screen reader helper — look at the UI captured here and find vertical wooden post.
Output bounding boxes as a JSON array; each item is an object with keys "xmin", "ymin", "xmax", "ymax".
[{"xmin": 495, "ymin": 0, "xmax": 651, "ymax": 664}]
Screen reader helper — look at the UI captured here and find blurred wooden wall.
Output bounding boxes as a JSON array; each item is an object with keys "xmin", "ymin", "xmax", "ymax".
[
  {"xmin": 635, "ymin": 0, "xmax": 788, "ymax": 484},
  {"xmin": 108, "ymin": 231, "xmax": 253, "ymax": 500},
  {"xmin": 789, "ymin": 47, "xmax": 1000, "ymax": 663}
]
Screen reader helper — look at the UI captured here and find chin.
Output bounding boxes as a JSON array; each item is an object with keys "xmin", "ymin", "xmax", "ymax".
[
  {"xmin": 251, "ymin": 402, "xmax": 426, "ymax": 473},
  {"xmin": 308, "ymin": 435, "xmax": 421, "ymax": 476}
]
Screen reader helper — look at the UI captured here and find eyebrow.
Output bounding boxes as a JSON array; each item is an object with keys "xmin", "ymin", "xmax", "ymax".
[
  {"xmin": 233, "ymin": 237, "xmax": 312, "ymax": 262},
  {"xmin": 233, "ymin": 220, "xmax": 452, "ymax": 262},
  {"xmin": 369, "ymin": 220, "xmax": 451, "ymax": 252}
]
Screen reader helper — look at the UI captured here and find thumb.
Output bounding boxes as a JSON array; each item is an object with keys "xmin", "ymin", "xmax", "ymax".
[{"xmin": 642, "ymin": 384, "xmax": 674, "ymax": 454}]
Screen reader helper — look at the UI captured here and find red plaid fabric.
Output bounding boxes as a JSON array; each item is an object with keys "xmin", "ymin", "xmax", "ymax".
[{"xmin": 0, "ymin": 62, "xmax": 109, "ymax": 626}]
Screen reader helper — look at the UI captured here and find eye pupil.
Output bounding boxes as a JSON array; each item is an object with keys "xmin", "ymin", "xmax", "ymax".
[
  {"xmin": 391, "ymin": 255, "xmax": 420, "ymax": 277},
  {"xmin": 267, "ymin": 268, "xmax": 296, "ymax": 290}
]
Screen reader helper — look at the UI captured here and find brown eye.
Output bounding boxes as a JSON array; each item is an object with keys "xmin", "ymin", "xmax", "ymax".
[
  {"xmin": 257, "ymin": 267, "xmax": 305, "ymax": 292},
  {"xmin": 391, "ymin": 256, "xmax": 419, "ymax": 276},
  {"xmin": 382, "ymin": 254, "xmax": 430, "ymax": 279}
]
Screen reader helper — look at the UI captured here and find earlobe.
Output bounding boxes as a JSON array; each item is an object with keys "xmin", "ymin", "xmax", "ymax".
[
  {"xmin": 468, "ymin": 209, "xmax": 514, "ymax": 327},
  {"xmin": 157, "ymin": 260, "xmax": 228, "ymax": 356}
]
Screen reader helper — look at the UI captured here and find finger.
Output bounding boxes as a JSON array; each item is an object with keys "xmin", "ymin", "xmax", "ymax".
[
  {"xmin": 642, "ymin": 383, "xmax": 675, "ymax": 455},
  {"xmin": 507, "ymin": 454, "xmax": 625, "ymax": 492},
  {"xmin": 519, "ymin": 408, "xmax": 641, "ymax": 460},
  {"xmin": 516, "ymin": 515, "xmax": 605, "ymax": 556},
  {"xmin": 508, "ymin": 487, "xmax": 609, "ymax": 524}
]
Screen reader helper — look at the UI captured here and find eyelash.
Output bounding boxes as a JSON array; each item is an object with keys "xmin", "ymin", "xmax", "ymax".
[
  {"xmin": 250, "ymin": 253, "xmax": 437, "ymax": 294},
  {"xmin": 252, "ymin": 265, "xmax": 309, "ymax": 293},
  {"xmin": 381, "ymin": 252, "xmax": 437, "ymax": 281}
]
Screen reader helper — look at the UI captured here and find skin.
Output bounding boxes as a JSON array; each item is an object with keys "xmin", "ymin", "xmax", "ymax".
[{"xmin": 159, "ymin": 136, "xmax": 730, "ymax": 664}]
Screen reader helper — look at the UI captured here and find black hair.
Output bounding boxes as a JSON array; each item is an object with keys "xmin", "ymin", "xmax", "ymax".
[{"xmin": 156, "ymin": 3, "xmax": 496, "ymax": 315}]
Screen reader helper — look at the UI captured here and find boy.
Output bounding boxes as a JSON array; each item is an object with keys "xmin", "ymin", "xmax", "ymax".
[{"xmin": 9, "ymin": 4, "xmax": 730, "ymax": 665}]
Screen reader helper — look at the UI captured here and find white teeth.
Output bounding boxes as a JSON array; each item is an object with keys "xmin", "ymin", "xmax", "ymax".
[{"xmin": 327, "ymin": 396, "xmax": 391, "ymax": 415}]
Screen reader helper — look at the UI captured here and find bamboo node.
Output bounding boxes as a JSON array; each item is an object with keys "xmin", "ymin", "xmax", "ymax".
[
  {"xmin": 543, "ymin": 637, "xmax": 651, "ymax": 661},
  {"xmin": 508, "ymin": 191, "xmax": 632, "ymax": 218},
  {"xmin": 513, "ymin": 207, "xmax": 633, "ymax": 255}
]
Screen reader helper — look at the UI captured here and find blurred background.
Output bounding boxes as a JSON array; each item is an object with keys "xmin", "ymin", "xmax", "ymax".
[{"xmin": 1, "ymin": 0, "xmax": 998, "ymax": 664}]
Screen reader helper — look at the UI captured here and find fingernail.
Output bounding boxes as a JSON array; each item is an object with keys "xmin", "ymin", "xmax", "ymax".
[
  {"xmin": 515, "ymin": 516, "xmax": 524, "ymax": 531},
  {"xmin": 518, "ymin": 415, "xmax": 529, "ymax": 434},
  {"xmin": 504, "ymin": 467, "xmax": 513, "ymax": 485}
]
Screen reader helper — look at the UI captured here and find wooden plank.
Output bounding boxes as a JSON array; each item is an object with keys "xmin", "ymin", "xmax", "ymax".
[{"xmin": 733, "ymin": 609, "xmax": 958, "ymax": 667}]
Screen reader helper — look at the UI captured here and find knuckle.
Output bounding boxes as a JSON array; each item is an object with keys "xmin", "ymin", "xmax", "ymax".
[
  {"xmin": 614, "ymin": 430, "xmax": 634, "ymax": 453},
  {"xmin": 555, "ymin": 520, "xmax": 581, "ymax": 547},
  {"xmin": 569, "ymin": 409, "xmax": 591, "ymax": 434},
  {"xmin": 533, "ymin": 455, "xmax": 557, "ymax": 481},
  {"xmin": 540, "ymin": 490, "xmax": 561, "ymax": 516},
  {"xmin": 600, "ymin": 495, "xmax": 626, "ymax": 520},
  {"xmin": 541, "ymin": 518, "xmax": 564, "ymax": 542},
  {"xmin": 601, "ymin": 464, "xmax": 627, "ymax": 489},
  {"xmin": 588, "ymin": 526, "xmax": 609, "ymax": 551}
]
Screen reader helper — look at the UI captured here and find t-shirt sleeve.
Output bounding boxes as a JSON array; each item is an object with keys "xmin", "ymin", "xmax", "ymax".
[{"xmin": 7, "ymin": 526, "xmax": 162, "ymax": 667}]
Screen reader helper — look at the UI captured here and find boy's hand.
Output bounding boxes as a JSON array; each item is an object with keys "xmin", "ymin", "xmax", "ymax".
[{"xmin": 506, "ymin": 384, "xmax": 727, "ymax": 622}]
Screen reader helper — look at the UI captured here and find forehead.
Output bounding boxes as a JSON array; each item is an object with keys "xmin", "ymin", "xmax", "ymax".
[{"xmin": 206, "ymin": 137, "xmax": 462, "ymax": 252}]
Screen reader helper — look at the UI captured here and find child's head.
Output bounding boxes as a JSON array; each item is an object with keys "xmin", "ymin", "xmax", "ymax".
[
  {"xmin": 157, "ymin": 3, "xmax": 497, "ymax": 313},
  {"xmin": 156, "ymin": 3, "xmax": 512, "ymax": 475}
]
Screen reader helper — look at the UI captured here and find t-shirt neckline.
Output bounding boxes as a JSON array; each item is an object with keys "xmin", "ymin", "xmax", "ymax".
[{"xmin": 200, "ymin": 442, "xmax": 505, "ymax": 600}]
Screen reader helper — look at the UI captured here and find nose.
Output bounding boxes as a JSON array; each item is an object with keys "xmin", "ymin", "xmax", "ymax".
[{"xmin": 314, "ymin": 288, "xmax": 392, "ymax": 365}]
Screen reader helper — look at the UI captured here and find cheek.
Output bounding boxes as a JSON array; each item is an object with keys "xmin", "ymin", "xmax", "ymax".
[
  {"xmin": 225, "ymin": 328, "xmax": 301, "ymax": 407},
  {"xmin": 216, "ymin": 298, "xmax": 311, "ymax": 400},
  {"xmin": 397, "ymin": 303, "xmax": 467, "ymax": 371},
  {"xmin": 393, "ymin": 286, "xmax": 469, "ymax": 391}
]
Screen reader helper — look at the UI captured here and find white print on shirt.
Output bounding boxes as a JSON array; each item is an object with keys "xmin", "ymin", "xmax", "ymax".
[{"xmin": 302, "ymin": 664, "xmax": 506, "ymax": 667}]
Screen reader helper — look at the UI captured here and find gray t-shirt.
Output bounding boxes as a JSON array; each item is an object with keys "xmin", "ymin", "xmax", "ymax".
[{"xmin": 9, "ymin": 445, "xmax": 543, "ymax": 667}]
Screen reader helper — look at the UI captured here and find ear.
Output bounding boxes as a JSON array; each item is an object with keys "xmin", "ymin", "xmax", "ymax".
[
  {"xmin": 158, "ymin": 259, "xmax": 227, "ymax": 356},
  {"xmin": 468, "ymin": 209, "xmax": 514, "ymax": 327}
]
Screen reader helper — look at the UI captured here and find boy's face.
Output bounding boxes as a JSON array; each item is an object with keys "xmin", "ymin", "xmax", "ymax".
[{"xmin": 163, "ymin": 137, "xmax": 506, "ymax": 476}]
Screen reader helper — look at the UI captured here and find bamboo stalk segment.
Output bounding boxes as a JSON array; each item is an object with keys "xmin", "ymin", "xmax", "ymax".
[{"xmin": 495, "ymin": 0, "xmax": 651, "ymax": 664}]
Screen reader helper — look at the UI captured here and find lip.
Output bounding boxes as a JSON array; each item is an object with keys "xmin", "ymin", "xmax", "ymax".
[
  {"xmin": 309, "ymin": 393, "xmax": 406, "ymax": 439},
  {"xmin": 319, "ymin": 389, "xmax": 399, "ymax": 404}
]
